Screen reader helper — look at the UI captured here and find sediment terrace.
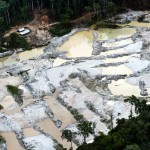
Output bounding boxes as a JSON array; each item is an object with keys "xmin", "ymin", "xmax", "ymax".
[{"xmin": 0, "ymin": 12, "xmax": 150, "ymax": 149}]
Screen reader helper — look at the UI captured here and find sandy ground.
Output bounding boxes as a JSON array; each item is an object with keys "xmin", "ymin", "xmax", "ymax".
[
  {"xmin": 44, "ymin": 96, "xmax": 76, "ymax": 129},
  {"xmin": 3, "ymin": 98, "xmax": 38, "ymax": 115},
  {"xmin": 0, "ymin": 76, "xmax": 21, "ymax": 95},
  {"xmin": 23, "ymin": 128, "xmax": 40, "ymax": 138},
  {"xmin": 37, "ymin": 119, "xmax": 77, "ymax": 150},
  {"xmin": 0, "ymin": 96, "xmax": 18, "ymax": 111},
  {"xmin": 1, "ymin": 132, "xmax": 24, "ymax": 150}
]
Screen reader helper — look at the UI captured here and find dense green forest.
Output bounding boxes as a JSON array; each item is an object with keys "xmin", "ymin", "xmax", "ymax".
[
  {"xmin": 77, "ymin": 96, "xmax": 150, "ymax": 150},
  {"xmin": 0, "ymin": 0, "xmax": 149, "ymax": 33}
]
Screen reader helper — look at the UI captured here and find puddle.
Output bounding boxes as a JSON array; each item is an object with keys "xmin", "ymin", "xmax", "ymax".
[
  {"xmin": 108, "ymin": 79, "xmax": 150, "ymax": 97},
  {"xmin": 57, "ymin": 30, "xmax": 93, "ymax": 58},
  {"xmin": 58, "ymin": 28, "xmax": 135, "ymax": 58},
  {"xmin": 0, "ymin": 47, "xmax": 44, "ymax": 68},
  {"xmin": 97, "ymin": 28, "xmax": 136, "ymax": 40},
  {"xmin": 129, "ymin": 21, "xmax": 150, "ymax": 28}
]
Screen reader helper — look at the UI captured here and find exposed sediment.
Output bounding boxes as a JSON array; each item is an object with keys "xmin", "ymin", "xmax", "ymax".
[{"xmin": 0, "ymin": 11, "xmax": 150, "ymax": 150}]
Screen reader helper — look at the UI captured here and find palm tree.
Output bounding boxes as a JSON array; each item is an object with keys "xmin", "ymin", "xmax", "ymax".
[
  {"xmin": 77, "ymin": 121, "xmax": 95, "ymax": 144},
  {"xmin": 61, "ymin": 129, "xmax": 76, "ymax": 150}
]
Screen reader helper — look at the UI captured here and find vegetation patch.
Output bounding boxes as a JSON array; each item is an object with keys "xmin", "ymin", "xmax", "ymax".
[
  {"xmin": 6, "ymin": 85, "xmax": 23, "ymax": 105},
  {"xmin": 0, "ymin": 105, "xmax": 3, "ymax": 110},
  {"xmin": 77, "ymin": 96, "xmax": 150, "ymax": 150},
  {"xmin": 49, "ymin": 23, "xmax": 73, "ymax": 37},
  {"xmin": 18, "ymin": 69, "xmax": 30, "ymax": 76},
  {"xmin": 0, "ymin": 135, "xmax": 5, "ymax": 144},
  {"xmin": 2, "ymin": 33, "xmax": 31, "ymax": 50},
  {"xmin": 93, "ymin": 22, "xmax": 121, "ymax": 30},
  {"xmin": 0, "ymin": 135, "xmax": 6, "ymax": 150}
]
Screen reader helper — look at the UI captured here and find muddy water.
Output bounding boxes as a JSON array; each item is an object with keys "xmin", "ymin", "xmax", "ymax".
[
  {"xmin": 58, "ymin": 28, "xmax": 135, "ymax": 58},
  {"xmin": 129, "ymin": 21, "xmax": 150, "ymax": 28},
  {"xmin": 98, "ymin": 28, "xmax": 136, "ymax": 40},
  {"xmin": 108, "ymin": 79, "xmax": 150, "ymax": 97},
  {"xmin": 0, "ymin": 47, "xmax": 44, "ymax": 68},
  {"xmin": 0, "ymin": 28, "xmax": 136, "ymax": 66},
  {"xmin": 57, "ymin": 30, "xmax": 93, "ymax": 58}
]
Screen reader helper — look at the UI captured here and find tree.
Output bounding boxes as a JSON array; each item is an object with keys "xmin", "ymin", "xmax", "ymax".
[
  {"xmin": 77, "ymin": 121, "xmax": 95, "ymax": 144},
  {"xmin": 0, "ymin": 104, "xmax": 3, "ymax": 110},
  {"xmin": 85, "ymin": 6, "xmax": 92, "ymax": 21},
  {"xmin": 124, "ymin": 144, "xmax": 141, "ymax": 150},
  {"xmin": 77, "ymin": 97, "xmax": 150, "ymax": 150},
  {"xmin": 61, "ymin": 129, "xmax": 76, "ymax": 150},
  {"xmin": 7, "ymin": 33, "xmax": 31, "ymax": 50}
]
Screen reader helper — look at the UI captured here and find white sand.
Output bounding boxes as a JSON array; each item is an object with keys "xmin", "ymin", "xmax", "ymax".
[
  {"xmin": 0, "ymin": 96, "xmax": 18, "ymax": 111},
  {"xmin": 23, "ymin": 134, "xmax": 55, "ymax": 150},
  {"xmin": 127, "ymin": 74, "xmax": 150, "ymax": 88},
  {"xmin": 102, "ymin": 65, "xmax": 132, "ymax": 75},
  {"xmin": 53, "ymin": 58, "xmax": 69, "ymax": 67},
  {"xmin": 108, "ymin": 79, "xmax": 150, "ymax": 96}
]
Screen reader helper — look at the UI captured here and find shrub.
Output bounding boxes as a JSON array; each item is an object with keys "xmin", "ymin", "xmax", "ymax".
[
  {"xmin": 0, "ymin": 135, "xmax": 5, "ymax": 143},
  {"xmin": 0, "ymin": 105, "xmax": 3, "ymax": 110},
  {"xmin": 6, "ymin": 85, "xmax": 23, "ymax": 105},
  {"xmin": 6, "ymin": 33, "xmax": 31, "ymax": 50},
  {"xmin": 49, "ymin": 23, "xmax": 72, "ymax": 37},
  {"xmin": 93, "ymin": 22, "xmax": 121, "ymax": 30}
]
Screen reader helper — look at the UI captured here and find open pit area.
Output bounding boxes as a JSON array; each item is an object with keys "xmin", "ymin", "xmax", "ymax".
[{"xmin": 0, "ymin": 10, "xmax": 150, "ymax": 150}]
